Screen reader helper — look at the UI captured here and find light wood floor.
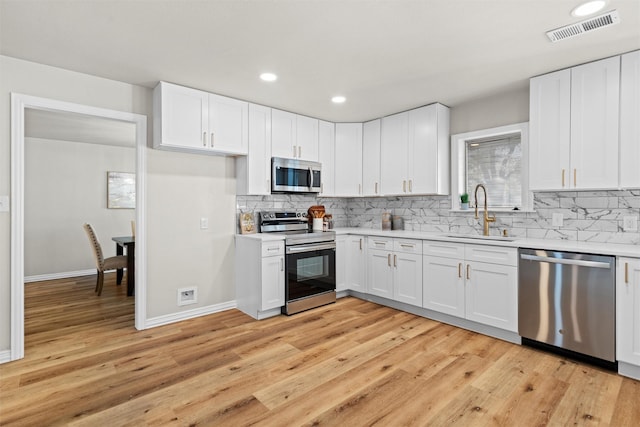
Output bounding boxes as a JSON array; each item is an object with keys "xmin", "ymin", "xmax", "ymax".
[{"xmin": 1, "ymin": 275, "xmax": 639, "ymax": 426}]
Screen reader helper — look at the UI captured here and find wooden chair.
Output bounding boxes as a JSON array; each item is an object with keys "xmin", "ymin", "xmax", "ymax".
[{"xmin": 83, "ymin": 223, "xmax": 127, "ymax": 296}]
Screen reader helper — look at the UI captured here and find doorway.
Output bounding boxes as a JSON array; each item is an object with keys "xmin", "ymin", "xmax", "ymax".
[{"xmin": 10, "ymin": 94, "xmax": 147, "ymax": 361}]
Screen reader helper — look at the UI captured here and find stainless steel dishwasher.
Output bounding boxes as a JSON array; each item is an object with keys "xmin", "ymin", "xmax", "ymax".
[{"xmin": 518, "ymin": 248, "xmax": 616, "ymax": 366}]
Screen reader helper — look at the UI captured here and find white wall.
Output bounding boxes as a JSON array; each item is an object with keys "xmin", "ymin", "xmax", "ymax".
[
  {"xmin": 24, "ymin": 137, "xmax": 135, "ymax": 277},
  {"xmin": 0, "ymin": 55, "xmax": 237, "ymax": 353},
  {"xmin": 450, "ymin": 85, "xmax": 529, "ymax": 135}
]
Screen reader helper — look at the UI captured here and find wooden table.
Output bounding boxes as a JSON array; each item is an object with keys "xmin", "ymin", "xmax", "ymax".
[{"xmin": 112, "ymin": 236, "xmax": 135, "ymax": 296}]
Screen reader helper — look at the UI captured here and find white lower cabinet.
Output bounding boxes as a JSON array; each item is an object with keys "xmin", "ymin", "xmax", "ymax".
[
  {"xmin": 617, "ymin": 257, "xmax": 640, "ymax": 377},
  {"xmin": 423, "ymin": 241, "xmax": 518, "ymax": 332},
  {"xmin": 235, "ymin": 237, "xmax": 284, "ymax": 319},
  {"xmin": 337, "ymin": 235, "xmax": 367, "ymax": 293},
  {"xmin": 367, "ymin": 237, "xmax": 422, "ymax": 307}
]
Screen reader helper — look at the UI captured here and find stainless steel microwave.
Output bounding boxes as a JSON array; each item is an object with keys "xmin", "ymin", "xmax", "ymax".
[{"xmin": 271, "ymin": 157, "xmax": 322, "ymax": 193}]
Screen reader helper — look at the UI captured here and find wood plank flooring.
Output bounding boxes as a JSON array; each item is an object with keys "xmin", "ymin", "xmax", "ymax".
[{"xmin": 1, "ymin": 274, "xmax": 639, "ymax": 426}]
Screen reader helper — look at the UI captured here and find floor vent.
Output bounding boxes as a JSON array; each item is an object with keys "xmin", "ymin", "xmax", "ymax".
[{"xmin": 546, "ymin": 10, "xmax": 620, "ymax": 42}]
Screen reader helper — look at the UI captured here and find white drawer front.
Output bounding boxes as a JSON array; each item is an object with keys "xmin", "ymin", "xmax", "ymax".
[
  {"xmin": 368, "ymin": 236, "xmax": 393, "ymax": 250},
  {"xmin": 394, "ymin": 239, "xmax": 422, "ymax": 254},
  {"xmin": 423, "ymin": 241, "xmax": 465, "ymax": 259},
  {"xmin": 464, "ymin": 244, "xmax": 517, "ymax": 266},
  {"xmin": 262, "ymin": 241, "xmax": 284, "ymax": 257}
]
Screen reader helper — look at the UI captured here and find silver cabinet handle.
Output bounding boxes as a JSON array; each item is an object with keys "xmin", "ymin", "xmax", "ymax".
[
  {"xmin": 359, "ymin": 239, "xmax": 363, "ymax": 250},
  {"xmin": 562, "ymin": 169, "xmax": 565, "ymax": 187},
  {"xmin": 387, "ymin": 253, "xmax": 391, "ymax": 267},
  {"xmin": 403, "ymin": 180, "xmax": 406, "ymax": 192},
  {"xmin": 375, "ymin": 182, "xmax": 378, "ymax": 194},
  {"xmin": 458, "ymin": 262, "xmax": 462, "ymax": 278},
  {"xmin": 574, "ymin": 169, "xmax": 577, "ymax": 187},
  {"xmin": 211, "ymin": 132, "xmax": 215, "ymax": 147},
  {"xmin": 280, "ymin": 257, "xmax": 284, "ymax": 271},
  {"xmin": 393, "ymin": 254, "xmax": 397, "ymax": 267},
  {"xmin": 409, "ymin": 180, "xmax": 412, "ymax": 192},
  {"xmin": 321, "ymin": 183, "xmax": 324, "ymax": 193},
  {"xmin": 400, "ymin": 244, "xmax": 414, "ymax": 248},
  {"xmin": 203, "ymin": 132, "xmax": 207, "ymax": 147},
  {"xmin": 299, "ymin": 146, "xmax": 302, "ymax": 158},
  {"xmin": 466, "ymin": 264, "xmax": 470, "ymax": 280}
]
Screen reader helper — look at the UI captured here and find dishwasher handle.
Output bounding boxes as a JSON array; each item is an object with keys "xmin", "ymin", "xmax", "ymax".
[{"xmin": 520, "ymin": 253, "xmax": 611, "ymax": 269}]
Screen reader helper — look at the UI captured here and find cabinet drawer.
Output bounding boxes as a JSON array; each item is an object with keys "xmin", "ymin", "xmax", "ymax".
[
  {"xmin": 465, "ymin": 244, "xmax": 517, "ymax": 266},
  {"xmin": 262, "ymin": 241, "xmax": 284, "ymax": 257},
  {"xmin": 394, "ymin": 239, "xmax": 422, "ymax": 254},
  {"xmin": 423, "ymin": 241, "xmax": 465, "ymax": 259},
  {"xmin": 368, "ymin": 236, "xmax": 393, "ymax": 250}
]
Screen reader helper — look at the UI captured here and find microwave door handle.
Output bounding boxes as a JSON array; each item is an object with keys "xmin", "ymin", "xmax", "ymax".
[{"xmin": 309, "ymin": 167, "xmax": 313, "ymax": 190}]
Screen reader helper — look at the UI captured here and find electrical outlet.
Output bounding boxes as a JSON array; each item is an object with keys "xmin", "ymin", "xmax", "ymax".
[
  {"xmin": 623, "ymin": 216, "xmax": 638, "ymax": 232},
  {"xmin": 200, "ymin": 217, "xmax": 209, "ymax": 230},
  {"xmin": 552, "ymin": 213, "xmax": 563, "ymax": 227},
  {"xmin": 177, "ymin": 287, "xmax": 198, "ymax": 306},
  {"xmin": 0, "ymin": 195, "xmax": 9, "ymax": 212}
]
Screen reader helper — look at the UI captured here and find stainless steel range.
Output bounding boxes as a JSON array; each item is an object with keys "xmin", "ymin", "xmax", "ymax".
[{"xmin": 259, "ymin": 211, "xmax": 336, "ymax": 315}]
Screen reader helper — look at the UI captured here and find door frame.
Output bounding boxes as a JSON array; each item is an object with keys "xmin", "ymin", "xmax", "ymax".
[{"xmin": 10, "ymin": 93, "xmax": 148, "ymax": 361}]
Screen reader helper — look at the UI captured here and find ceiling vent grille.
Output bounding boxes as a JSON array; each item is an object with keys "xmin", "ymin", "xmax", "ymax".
[{"xmin": 546, "ymin": 10, "xmax": 620, "ymax": 42}]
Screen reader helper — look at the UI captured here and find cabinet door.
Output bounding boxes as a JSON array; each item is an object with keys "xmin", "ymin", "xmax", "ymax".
[
  {"xmin": 336, "ymin": 235, "xmax": 348, "ymax": 292},
  {"xmin": 407, "ymin": 105, "xmax": 437, "ymax": 194},
  {"xmin": 423, "ymin": 256, "xmax": 465, "ymax": 318},
  {"xmin": 367, "ymin": 249, "xmax": 393, "ymax": 298},
  {"xmin": 347, "ymin": 236, "xmax": 367, "ymax": 292},
  {"xmin": 241, "ymin": 104, "xmax": 272, "ymax": 195},
  {"xmin": 617, "ymin": 258, "xmax": 640, "ymax": 366},
  {"xmin": 380, "ymin": 112, "xmax": 408, "ymax": 195},
  {"xmin": 362, "ymin": 119, "xmax": 381, "ymax": 196},
  {"xmin": 529, "ymin": 69, "xmax": 571, "ymax": 190},
  {"xmin": 334, "ymin": 123, "xmax": 363, "ymax": 197},
  {"xmin": 159, "ymin": 82, "xmax": 209, "ymax": 150},
  {"xmin": 394, "ymin": 252, "xmax": 422, "ymax": 307},
  {"xmin": 465, "ymin": 261, "xmax": 517, "ymax": 332},
  {"xmin": 271, "ymin": 109, "xmax": 297, "ymax": 158},
  {"xmin": 318, "ymin": 120, "xmax": 335, "ymax": 196},
  {"xmin": 296, "ymin": 115, "xmax": 319, "ymax": 161},
  {"xmin": 208, "ymin": 93, "xmax": 248, "ymax": 154},
  {"xmin": 570, "ymin": 56, "xmax": 620, "ymax": 189},
  {"xmin": 261, "ymin": 255, "xmax": 285, "ymax": 310},
  {"xmin": 620, "ymin": 51, "xmax": 640, "ymax": 189}
]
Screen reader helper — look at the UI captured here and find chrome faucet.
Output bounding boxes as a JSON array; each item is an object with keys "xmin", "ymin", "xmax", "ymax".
[{"xmin": 474, "ymin": 184, "xmax": 496, "ymax": 236}]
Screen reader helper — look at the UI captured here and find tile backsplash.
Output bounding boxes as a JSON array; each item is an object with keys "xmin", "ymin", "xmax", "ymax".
[{"xmin": 237, "ymin": 190, "xmax": 640, "ymax": 245}]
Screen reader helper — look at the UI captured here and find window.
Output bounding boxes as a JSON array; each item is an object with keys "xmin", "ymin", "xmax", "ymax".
[{"xmin": 451, "ymin": 123, "xmax": 530, "ymax": 211}]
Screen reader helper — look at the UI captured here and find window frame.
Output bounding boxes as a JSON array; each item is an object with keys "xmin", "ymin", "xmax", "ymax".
[{"xmin": 451, "ymin": 122, "xmax": 532, "ymax": 212}]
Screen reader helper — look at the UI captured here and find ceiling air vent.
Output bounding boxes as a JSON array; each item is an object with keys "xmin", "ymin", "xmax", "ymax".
[{"xmin": 546, "ymin": 10, "xmax": 620, "ymax": 42}]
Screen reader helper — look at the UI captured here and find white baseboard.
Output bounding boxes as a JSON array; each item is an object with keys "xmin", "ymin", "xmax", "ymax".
[
  {"xmin": 0, "ymin": 349, "xmax": 12, "ymax": 364},
  {"xmin": 619, "ymin": 361, "xmax": 640, "ymax": 380},
  {"xmin": 24, "ymin": 269, "xmax": 97, "ymax": 283},
  {"xmin": 145, "ymin": 300, "xmax": 237, "ymax": 329}
]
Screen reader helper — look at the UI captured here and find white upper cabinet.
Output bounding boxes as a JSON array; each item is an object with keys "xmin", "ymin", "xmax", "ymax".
[
  {"xmin": 529, "ymin": 69, "xmax": 571, "ymax": 190},
  {"xmin": 530, "ymin": 56, "xmax": 620, "ymax": 190},
  {"xmin": 380, "ymin": 112, "xmax": 409, "ymax": 195},
  {"xmin": 362, "ymin": 119, "xmax": 381, "ymax": 196},
  {"xmin": 620, "ymin": 50, "xmax": 640, "ymax": 189},
  {"xmin": 236, "ymin": 104, "xmax": 272, "ymax": 195},
  {"xmin": 271, "ymin": 109, "xmax": 319, "ymax": 161},
  {"xmin": 318, "ymin": 120, "xmax": 335, "ymax": 196},
  {"xmin": 380, "ymin": 104, "xmax": 449, "ymax": 196},
  {"xmin": 334, "ymin": 123, "xmax": 363, "ymax": 197},
  {"xmin": 570, "ymin": 56, "xmax": 620, "ymax": 189},
  {"xmin": 153, "ymin": 81, "xmax": 248, "ymax": 155}
]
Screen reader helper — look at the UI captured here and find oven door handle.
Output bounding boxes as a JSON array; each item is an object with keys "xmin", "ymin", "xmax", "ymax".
[
  {"xmin": 286, "ymin": 242, "xmax": 336, "ymax": 254},
  {"xmin": 309, "ymin": 167, "xmax": 314, "ymax": 190}
]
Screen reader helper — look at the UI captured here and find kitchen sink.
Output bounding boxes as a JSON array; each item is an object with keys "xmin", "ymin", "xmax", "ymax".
[{"xmin": 445, "ymin": 234, "xmax": 516, "ymax": 242}]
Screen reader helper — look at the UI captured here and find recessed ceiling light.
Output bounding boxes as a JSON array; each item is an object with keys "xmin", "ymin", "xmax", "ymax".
[
  {"xmin": 260, "ymin": 73, "xmax": 277, "ymax": 82},
  {"xmin": 331, "ymin": 96, "xmax": 346, "ymax": 104},
  {"xmin": 571, "ymin": 0, "xmax": 607, "ymax": 17}
]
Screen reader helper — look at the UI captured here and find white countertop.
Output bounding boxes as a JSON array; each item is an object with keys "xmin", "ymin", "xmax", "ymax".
[{"xmin": 236, "ymin": 228, "xmax": 640, "ymax": 258}]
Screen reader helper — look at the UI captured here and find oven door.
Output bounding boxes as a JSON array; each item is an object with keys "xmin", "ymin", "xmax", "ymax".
[{"xmin": 285, "ymin": 242, "xmax": 336, "ymax": 303}]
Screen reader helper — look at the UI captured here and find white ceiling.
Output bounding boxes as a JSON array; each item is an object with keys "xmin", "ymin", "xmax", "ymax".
[{"xmin": 1, "ymin": 0, "xmax": 639, "ymax": 122}]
